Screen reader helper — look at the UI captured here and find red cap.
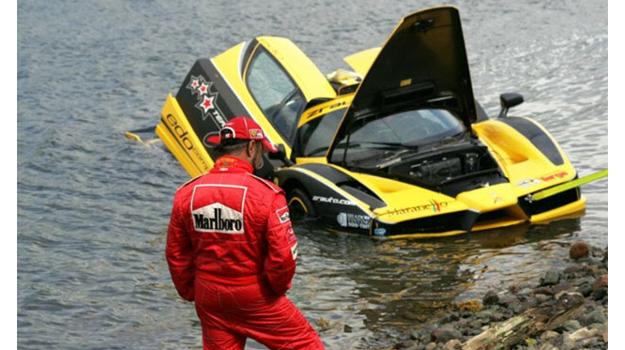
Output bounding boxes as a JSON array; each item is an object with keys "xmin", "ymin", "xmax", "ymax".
[{"xmin": 205, "ymin": 116, "xmax": 278, "ymax": 153}]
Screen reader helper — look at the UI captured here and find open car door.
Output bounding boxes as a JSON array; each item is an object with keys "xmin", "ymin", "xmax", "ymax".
[{"xmin": 156, "ymin": 36, "xmax": 335, "ymax": 177}]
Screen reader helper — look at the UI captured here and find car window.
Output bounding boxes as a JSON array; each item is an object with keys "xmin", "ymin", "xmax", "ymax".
[
  {"xmin": 331, "ymin": 108, "xmax": 465, "ymax": 165},
  {"xmin": 350, "ymin": 109, "xmax": 464, "ymax": 145},
  {"xmin": 298, "ymin": 108, "xmax": 344, "ymax": 157},
  {"xmin": 246, "ymin": 48, "xmax": 303, "ymax": 142}
]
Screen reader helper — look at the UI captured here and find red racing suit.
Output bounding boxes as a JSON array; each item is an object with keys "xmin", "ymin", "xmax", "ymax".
[{"xmin": 166, "ymin": 155, "xmax": 323, "ymax": 350}]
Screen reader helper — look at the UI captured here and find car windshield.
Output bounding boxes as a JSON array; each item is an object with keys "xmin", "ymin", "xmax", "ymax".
[{"xmin": 333, "ymin": 108, "xmax": 466, "ymax": 165}]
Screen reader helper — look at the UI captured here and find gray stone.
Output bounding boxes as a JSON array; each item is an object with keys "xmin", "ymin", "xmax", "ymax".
[
  {"xmin": 540, "ymin": 270, "xmax": 561, "ymax": 286},
  {"xmin": 580, "ymin": 309, "xmax": 606, "ymax": 326},
  {"xmin": 561, "ymin": 319, "xmax": 581, "ymax": 332},
  {"xmin": 431, "ymin": 327, "xmax": 462, "ymax": 343},
  {"xmin": 534, "ymin": 294, "xmax": 552, "ymax": 305},
  {"xmin": 577, "ymin": 282, "xmax": 593, "ymax": 297},
  {"xmin": 483, "ymin": 290, "xmax": 499, "ymax": 305}
]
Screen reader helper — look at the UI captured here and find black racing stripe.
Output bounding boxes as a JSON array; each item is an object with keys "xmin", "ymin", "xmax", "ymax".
[
  {"xmin": 299, "ymin": 163, "xmax": 386, "ymax": 208},
  {"xmin": 499, "ymin": 117, "xmax": 564, "ymax": 165}
]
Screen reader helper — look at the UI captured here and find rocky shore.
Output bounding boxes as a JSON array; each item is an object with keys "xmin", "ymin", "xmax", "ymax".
[{"xmin": 391, "ymin": 241, "xmax": 608, "ymax": 350}]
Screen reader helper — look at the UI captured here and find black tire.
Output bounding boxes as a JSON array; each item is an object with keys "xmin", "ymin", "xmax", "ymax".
[{"xmin": 286, "ymin": 188, "xmax": 316, "ymax": 219}]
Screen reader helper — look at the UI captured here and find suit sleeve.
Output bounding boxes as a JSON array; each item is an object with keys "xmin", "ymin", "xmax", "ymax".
[
  {"xmin": 165, "ymin": 195, "xmax": 195, "ymax": 302},
  {"xmin": 263, "ymin": 193, "xmax": 298, "ymax": 296}
]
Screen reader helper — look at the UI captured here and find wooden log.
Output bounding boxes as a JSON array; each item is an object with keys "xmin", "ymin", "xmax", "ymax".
[{"xmin": 462, "ymin": 292, "xmax": 585, "ymax": 350}]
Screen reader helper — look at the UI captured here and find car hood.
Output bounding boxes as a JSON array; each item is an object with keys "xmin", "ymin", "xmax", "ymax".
[{"xmin": 328, "ymin": 6, "xmax": 477, "ymax": 158}]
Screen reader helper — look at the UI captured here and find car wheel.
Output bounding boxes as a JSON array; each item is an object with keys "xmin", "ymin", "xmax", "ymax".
[{"xmin": 287, "ymin": 188, "xmax": 316, "ymax": 219}]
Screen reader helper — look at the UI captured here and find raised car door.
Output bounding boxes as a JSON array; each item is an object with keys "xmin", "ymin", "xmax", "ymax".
[{"xmin": 238, "ymin": 37, "xmax": 336, "ymax": 149}]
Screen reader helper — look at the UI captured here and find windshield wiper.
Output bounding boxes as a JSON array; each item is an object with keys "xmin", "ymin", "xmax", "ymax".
[{"xmin": 438, "ymin": 130, "xmax": 467, "ymax": 145}]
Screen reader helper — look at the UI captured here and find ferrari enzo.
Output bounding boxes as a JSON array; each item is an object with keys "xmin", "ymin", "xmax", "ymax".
[{"xmin": 148, "ymin": 6, "xmax": 589, "ymax": 238}]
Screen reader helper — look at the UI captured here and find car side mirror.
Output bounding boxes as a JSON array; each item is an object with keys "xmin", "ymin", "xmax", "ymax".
[
  {"xmin": 268, "ymin": 144, "xmax": 293, "ymax": 166},
  {"xmin": 497, "ymin": 92, "xmax": 524, "ymax": 118}
]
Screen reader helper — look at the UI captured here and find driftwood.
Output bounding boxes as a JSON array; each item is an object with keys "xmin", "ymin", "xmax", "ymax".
[{"xmin": 462, "ymin": 292, "xmax": 585, "ymax": 350}]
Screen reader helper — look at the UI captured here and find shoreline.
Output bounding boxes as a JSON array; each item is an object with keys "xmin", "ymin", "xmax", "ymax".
[{"xmin": 385, "ymin": 241, "xmax": 608, "ymax": 350}]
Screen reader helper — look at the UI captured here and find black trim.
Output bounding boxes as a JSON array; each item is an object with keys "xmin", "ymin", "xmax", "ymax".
[
  {"xmin": 499, "ymin": 117, "xmax": 564, "ymax": 165},
  {"xmin": 373, "ymin": 210, "xmax": 478, "ymax": 236},
  {"xmin": 240, "ymin": 39, "xmax": 259, "ymax": 78},
  {"xmin": 519, "ymin": 187, "xmax": 580, "ymax": 217},
  {"xmin": 298, "ymin": 163, "xmax": 386, "ymax": 209}
]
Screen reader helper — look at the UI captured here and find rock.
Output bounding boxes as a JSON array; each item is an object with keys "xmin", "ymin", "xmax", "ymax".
[
  {"xmin": 561, "ymin": 319, "xmax": 581, "ymax": 332},
  {"xmin": 539, "ymin": 270, "xmax": 561, "ymax": 286},
  {"xmin": 591, "ymin": 276, "xmax": 608, "ymax": 300},
  {"xmin": 560, "ymin": 332, "xmax": 576, "ymax": 350},
  {"xmin": 580, "ymin": 309, "xmax": 606, "ymax": 326},
  {"xmin": 577, "ymin": 281, "xmax": 593, "ymax": 297},
  {"xmin": 431, "ymin": 327, "xmax": 462, "ymax": 343},
  {"xmin": 343, "ymin": 324, "xmax": 352, "ymax": 333},
  {"xmin": 539, "ymin": 330, "xmax": 560, "ymax": 342},
  {"xmin": 534, "ymin": 294, "xmax": 552, "ymax": 305},
  {"xmin": 569, "ymin": 327, "xmax": 598, "ymax": 341},
  {"xmin": 556, "ymin": 291, "xmax": 584, "ymax": 308},
  {"xmin": 316, "ymin": 317, "xmax": 331, "ymax": 331},
  {"xmin": 443, "ymin": 339, "xmax": 461, "ymax": 350},
  {"xmin": 409, "ymin": 329, "xmax": 421, "ymax": 340},
  {"xmin": 483, "ymin": 290, "xmax": 499, "ymax": 305},
  {"xmin": 569, "ymin": 241, "xmax": 590, "ymax": 260},
  {"xmin": 425, "ymin": 342, "xmax": 437, "ymax": 350},
  {"xmin": 455, "ymin": 300, "xmax": 482, "ymax": 313},
  {"xmin": 592, "ymin": 274, "xmax": 607, "ymax": 291}
]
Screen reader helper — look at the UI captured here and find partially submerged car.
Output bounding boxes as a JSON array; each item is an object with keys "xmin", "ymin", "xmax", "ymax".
[{"xmin": 152, "ymin": 6, "xmax": 586, "ymax": 238}]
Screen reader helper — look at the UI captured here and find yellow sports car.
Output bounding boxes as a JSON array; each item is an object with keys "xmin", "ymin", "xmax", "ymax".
[{"xmin": 151, "ymin": 6, "xmax": 589, "ymax": 238}]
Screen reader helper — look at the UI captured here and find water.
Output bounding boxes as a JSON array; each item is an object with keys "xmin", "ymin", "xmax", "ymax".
[{"xmin": 17, "ymin": 0, "xmax": 607, "ymax": 349}]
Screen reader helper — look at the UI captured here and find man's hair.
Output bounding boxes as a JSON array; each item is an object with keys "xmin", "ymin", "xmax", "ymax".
[{"xmin": 215, "ymin": 139, "xmax": 249, "ymax": 154}]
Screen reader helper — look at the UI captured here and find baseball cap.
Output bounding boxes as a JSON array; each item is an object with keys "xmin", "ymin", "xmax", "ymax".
[{"xmin": 205, "ymin": 115, "xmax": 278, "ymax": 153}]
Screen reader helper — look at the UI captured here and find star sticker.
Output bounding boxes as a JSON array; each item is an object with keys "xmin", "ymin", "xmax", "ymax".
[
  {"xmin": 198, "ymin": 82, "xmax": 209, "ymax": 95},
  {"xmin": 196, "ymin": 95, "xmax": 215, "ymax": 115}
]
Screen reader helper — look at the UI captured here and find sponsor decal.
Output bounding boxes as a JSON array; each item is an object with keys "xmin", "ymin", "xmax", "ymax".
[
  {"xmin": 540, "ymin": 171, "xmax": 569, "ymax": 182},
  {"xmin": 164, "ymin": 113, "xmax": 211, "ymax": 170},
  {"xmin": 312, "ymin": 195, "xmax": 356, "ymax": 206},
  {"xmin": 290, "ymin": 243, "xmax": 298, "ymax": 260},
  {"xmin": 336, "ymin": 212, "xmax": 371, "ymax": 229},
  {"xmin": 248, "ymin": 128, "xmax": 263, "ymax": 139},
  {"xmin": 165, "ymin": 113, "xmax": 194, "ymax": 151},
  {"xmin": 379, "ymin": 200, "xmax": 449, "ymax": 216},
  {"xmin": 275, "ymin": 206, "xmax": 291, "ymax": 224},
  {"xmin": 373, "ymin": 227, "xmax": 387, "ymax": 236},
  {"xmin": 517, "ymin": 178, "xmax": 542, "ymax": 188},
  {"xmin": 192, "ymin": 202, "xmax": 244, "ymax": 234},
  {"xmin": 185, "ymin": 75, "xmax": 228, "ymax": 128},
  {"xmin": 490, "ymin": 192, "xmax": 505, "ymax": 204}
]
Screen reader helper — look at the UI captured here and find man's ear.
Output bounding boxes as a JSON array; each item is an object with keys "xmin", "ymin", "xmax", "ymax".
[{"xmin": 246, "ymin": 141, "xmax": 254, "ymax": 157}]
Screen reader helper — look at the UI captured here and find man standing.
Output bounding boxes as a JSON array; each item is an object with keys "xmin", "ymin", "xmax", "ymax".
[{"xmin": 165, "ymin": 116, "xmax": 324, "ymax": 350}]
